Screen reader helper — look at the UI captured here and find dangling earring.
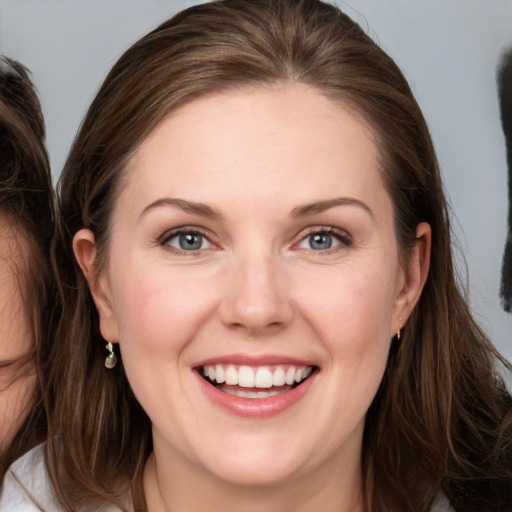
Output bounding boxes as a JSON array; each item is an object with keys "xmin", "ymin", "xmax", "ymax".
[
  {"xmin": 397, "ymin": 317, "xmax": 402, "ymax": 341},
  {"xmin": 105, "ymin": 342, "xmax": 118, "ymax": 369}
]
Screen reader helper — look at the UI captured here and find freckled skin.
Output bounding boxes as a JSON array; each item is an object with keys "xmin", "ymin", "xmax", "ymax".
[{"xmin": 75, "ymin": 84, "xmax": 429, "ymax": 512}]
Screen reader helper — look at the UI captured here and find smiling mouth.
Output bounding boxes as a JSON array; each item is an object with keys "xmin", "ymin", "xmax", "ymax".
[{"xmin": 199, "ymin": 364, "xmax": 316, "ymax": 399}]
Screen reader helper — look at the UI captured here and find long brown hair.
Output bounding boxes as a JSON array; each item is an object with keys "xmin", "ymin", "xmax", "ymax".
[
  {"xmin": 0, "ymin": 57, "xmax": 55, "ymax": 477},
  {"xmin": 50, "ymin": 1, "xmax": 512, "ymax": 510}
]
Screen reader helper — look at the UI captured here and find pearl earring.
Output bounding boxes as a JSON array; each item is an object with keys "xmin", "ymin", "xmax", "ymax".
[{"xmin": 105, "ymin": 342, "xmax": 118, "ymax": 369}]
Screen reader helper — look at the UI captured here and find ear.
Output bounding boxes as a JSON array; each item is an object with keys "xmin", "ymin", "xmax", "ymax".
[
  {"xmin": 73, "ymin": 229, "xmax": 120, "ymax": 343},
  {"xmin": 392, "ymin": 222, "xmax": 431, "ymax": 335}
]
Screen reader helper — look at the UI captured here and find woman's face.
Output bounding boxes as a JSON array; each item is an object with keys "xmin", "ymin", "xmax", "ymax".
[
  {"xmin": 0, "ymin": 217, "xmax": 34, "ymax": 449},
  {"xmin": 76, "ymin": 84, "xmax": 428, "ymax": 489}
]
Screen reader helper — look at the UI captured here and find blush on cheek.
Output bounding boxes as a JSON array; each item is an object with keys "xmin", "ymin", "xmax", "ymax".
[{"xmin": 122, "ymin": 268, "xmax": 220, "ymax": 342}]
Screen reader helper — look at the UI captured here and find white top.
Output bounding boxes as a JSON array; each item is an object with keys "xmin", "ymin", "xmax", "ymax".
[
  {"xmin": 0, "ymin": 444, "xmax": 121, "ymax": 512},
  {"xmin": 0, "ymin": 444, "xmax": 63, "ymax": 512},
  {"xmin": 1, "ymin": 444, "xmax": 454, "ymax": 512}
]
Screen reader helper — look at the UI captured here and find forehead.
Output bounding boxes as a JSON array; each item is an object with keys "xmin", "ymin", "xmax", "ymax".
[{"xmin": 118, "ymin": 84, "xmax": 387, "ymax": 216}]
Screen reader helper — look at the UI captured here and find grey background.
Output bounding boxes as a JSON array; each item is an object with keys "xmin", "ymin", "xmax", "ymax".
[{"xmin": 2, "ymin": 0, "xmax": 512, "ymax": 361}]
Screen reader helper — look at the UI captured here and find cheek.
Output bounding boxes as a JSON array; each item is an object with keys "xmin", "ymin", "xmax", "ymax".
[
  {"xmin": 299, "ymin": 261, "xmax": 398, "ymax": 344},
  {"xmin": 295, "ymin": 259, "xmax": 397, "ymax": 400},
  {"xmin": 108, "ymin": 269, "xmax": 208, "ymax": 419},
  {"xmin": 0, "ymin": 288, "xmax": 33, "ymax": 360},
  {"xmin": 111, "ymin": 265, "xmax": 219, "ymax": 357},
  {"xmin": 0, "ymin": 371, "xmax": 36, "ymax": 449},
  {"xmin": 0, "ymin": 276, "xmax": 35, "ymax": 447}
]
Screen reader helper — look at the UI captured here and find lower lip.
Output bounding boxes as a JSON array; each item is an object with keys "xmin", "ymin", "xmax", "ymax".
[{"xmin": 195, "ymin": 371, "xmax": 316, "ymax": 419}]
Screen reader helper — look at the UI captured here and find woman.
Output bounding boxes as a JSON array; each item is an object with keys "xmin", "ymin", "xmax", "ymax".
[
  {"xmin": 0, "ymin": 57, "xmax": 55, "ymax": 478},
  {"xmin": 2, "ymin": 0, "xmax": 511, "ymax": 510}
]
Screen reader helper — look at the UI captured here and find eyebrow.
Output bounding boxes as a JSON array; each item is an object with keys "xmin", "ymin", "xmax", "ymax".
[
  {"xmin": 140, "ymin": 196, "xmax": 373, "ymax": 221},
  {"xmin": 291, "ymin": 197, "xmax": 374, "ymax": 219},
  {"xmin": 140, "ymin": 198, "xmax": 222, "ymax": 220}
]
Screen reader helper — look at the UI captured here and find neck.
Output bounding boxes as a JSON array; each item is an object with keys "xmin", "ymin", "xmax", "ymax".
[{"xmin": 143, "ymin": 440, "xmax": 364, "ymax": 512}]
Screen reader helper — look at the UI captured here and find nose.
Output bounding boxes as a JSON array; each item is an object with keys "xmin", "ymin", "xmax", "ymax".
[{"xmin": 219, "ymin": 252, "xmax": 294, "ymax": 335}]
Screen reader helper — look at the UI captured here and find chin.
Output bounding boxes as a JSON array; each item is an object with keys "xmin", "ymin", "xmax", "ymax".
[
  {"xmin": 191, "ymin": 434, "xmax": 312, "ymax": 487},
  {"xmin": 206, "ymin": 460, "xmax": 303, "ymax": 488}
]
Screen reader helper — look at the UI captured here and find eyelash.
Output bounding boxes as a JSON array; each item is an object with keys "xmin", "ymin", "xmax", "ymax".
[
  {"xmin": 159, "ymin": 227, "xmax": 216, "ymax": 255},
  {"xmin": 158, "ymin": 225, "xmax": 352, "ymax": 255},
  {"xmin": 296, "ymin": 226, "xmax": 352, "ymax": 253}
]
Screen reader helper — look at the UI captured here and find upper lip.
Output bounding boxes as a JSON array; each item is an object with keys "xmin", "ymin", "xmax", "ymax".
[{"xmin": 193, "ymin": 354, "xmax": 316, "ymax": 368}]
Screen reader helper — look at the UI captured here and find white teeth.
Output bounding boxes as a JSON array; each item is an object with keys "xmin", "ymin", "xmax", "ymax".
[
  {"xmin": 239, "ymin": 366, "xmax": 255, "ymax": 388},
  {"xmin": 201, "ymin": 363, "xmax": 313, "ymax": 389},
  {"xmin": 272, "ymin": 367, "xmax": 286, "ymax": 386},
  {"xmin": 215, "ymin": 364, "xmax": 225, "ymax": 384},
  {"xmin": 285, "ymin": 367, "xmax": 296, "ymax": 385},
  {"xmin": 255, "ymin": 367, "xmax": 273, "ymax": 388},
  {"xmin": 223, "ymin": 387, "xmax": 292, "ymax": 399},
  {"xmin": 225, "ymin": 365, "xmax": 238, "ymax": 385}
]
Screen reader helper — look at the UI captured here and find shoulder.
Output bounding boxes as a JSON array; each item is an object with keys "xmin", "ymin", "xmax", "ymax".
[
  {"xmin": 0, "ymin": 443, "xmax": 64, "ymax": 511},
  {"xmin": 431, "ymin": 493, "xmax": 455, "ymax": 512},
  {"xmin": 0, "ymin": 443, "xmax": 128, "ymax": 512}
]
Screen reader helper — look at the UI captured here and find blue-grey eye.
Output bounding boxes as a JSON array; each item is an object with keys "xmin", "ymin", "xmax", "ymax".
[
  {"xmin": 166, "ymin": 232, "xmax": 211, "ymax": 251},
  {"xmin": 309, "ymin": 233, "xmax": 333, "ymax": 250},
  {"xmin": 297, "ymin": 230, "xmax": 346, "ymax": 251},
  {"xmin": 179, "ymin": 233, "xmax": 203, "ymax": 250}
]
